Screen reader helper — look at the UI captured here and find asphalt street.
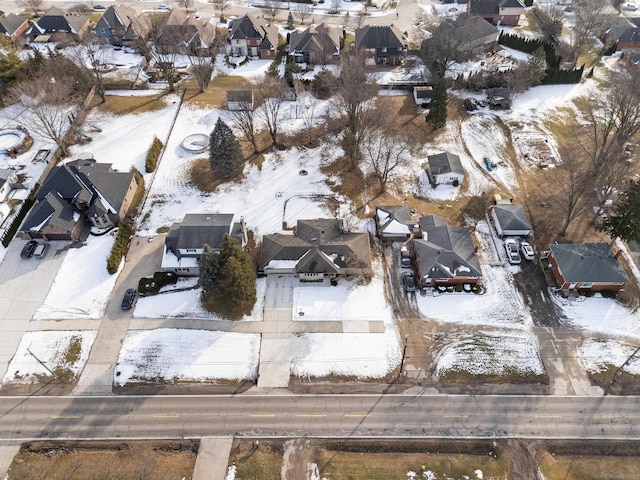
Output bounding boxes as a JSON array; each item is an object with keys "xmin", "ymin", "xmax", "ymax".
[{"xmin": 0, "ymin": 394, "xmax": 639, "ymax": 441}]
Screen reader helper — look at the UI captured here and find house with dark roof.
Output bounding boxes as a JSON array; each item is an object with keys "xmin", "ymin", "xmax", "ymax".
[
  {"xmin": 25, "ymin": 7, "xmax": 92, "ymax": 42},
  {"xmin": 161, "ymin": 213, "xmax": 247, "ymax": 276},
  {"xmin": 547, "ymin": 243, "xmax": 628, "ymax": 292},
  {"xmin": 426, "ymin": 152, "xmax": 465, "ymax": 186},
  {"xmin": 605, "ymin": 17, "xmax": 640, "ymax": 50},
  {"xmin": 260, "ymin": 219, "xmax": 371, "ymax": 281},
  {"xmin": 289, "ymin": 23, "xmax": 342, "ymax": 65},
  {"xmin": 94, "ymin": 5, "xmax": 136, "ymax": 46},
  {"xmin": 468, "ymin": 0, "xmax": 525, "ymax": 26},
  {"xmin": 375, "ymin": 206, "xmax": 415, "ymax": 240},
  {"xmin": 0, "ymin": 13, "xmax": 28, "ymax": 44},
  {"xmin": 355, "ymin": 25, "xmax": 405, "ymax": 65},
  {"xmin": 122, "ymin": 13, "xmax": 152, "ymax": 48},
  {"xmin": 412, "ymin": 215, "xmax": 482, "ymax": 286},
  {"xmin": 490, "ymin": 200, "xmax": 532, "ymax": 237},
  {"xmin": 453, "ymin": 15, "xmax": 500, "ymax": 53},
  {"xmin": 21, "ymin": 158, "xmax": 137, "ymax": 241},
  {"xmin": 227, "ymin": 14, "xmax": 278, "ymax": 60}
]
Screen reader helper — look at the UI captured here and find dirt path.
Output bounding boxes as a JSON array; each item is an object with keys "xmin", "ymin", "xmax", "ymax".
[
  {"xmin": 503, "ymin": 439, "xmax": 544, "ymax": 480},
  {"xmin": 281, "ymin": 438, "xmax": 316, "ymax": 480}
]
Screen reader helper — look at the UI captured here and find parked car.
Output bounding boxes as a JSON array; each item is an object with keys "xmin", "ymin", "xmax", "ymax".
[
  {"xmin": 520, "ymin": 241, "xmax": 534, "ymax": 261},
  {"xmin": 624, "ymin": 3, "xmax": 638, "ymax": 11},
  {"xmin": 93, "ymin": 4, "xmax": 106, "ymax": 10},
  {"xmin": 20, "ymin": 240, "xmax": 38, "ymax": 259},
  {"xmin": 121, "ymin": 288, "xmax": 138, "ymax": 310},
  {"xmin": 33, "ymin": 242, "xmax": 50, "ymax": 259},
  {"xmin": 504, "ymin": 238, "xmax": 521, "ymax": 264},
  {"xmin": 402, "ymin": 272, "xmax": 417, "ymax": 293},
  {"xmin": 157, "ymin": 4, "xmax": 170, "ymax": 10},
  {"xmin": 485, "ymin": 157, "xmax": 494, "ymax": 171},
  {"xmin": 400, "ymin": 245, "xmax": 411, "ymax": 268}
]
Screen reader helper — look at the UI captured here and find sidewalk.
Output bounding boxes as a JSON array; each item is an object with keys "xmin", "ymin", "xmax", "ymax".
[{"xmin": 193, "ymin": 436, "xmax": 234, "ymax": 480}]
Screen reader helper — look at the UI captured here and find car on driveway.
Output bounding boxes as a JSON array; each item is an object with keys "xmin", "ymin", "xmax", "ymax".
[
  {"xmin": 624, "ymin": 3, "xmax": 638, "ymax": 11},
  {"xmin": 20, "ymin": 240, "xmax": 38, "ymax": 259},
  {"xmin": 504, "ymin": 238, "xmax": 521, "ymax": 264},
  {"xmin": 400, "ymin": 244, "xmax": 411, "ymax": 268},
  {"xmin": 121, "ymin": 288, "xmax": 138, "ymax": 310},
  {"xmin": 520, "ymin": 241, "xmax": 534, "ymax": 261},
  {"xmin": 33, "ymin": 242, "xmax": 50, "ymax": 258},
  {"xmin": 402, "ymin": 272, "xmax": 417, "ymax": 293}
]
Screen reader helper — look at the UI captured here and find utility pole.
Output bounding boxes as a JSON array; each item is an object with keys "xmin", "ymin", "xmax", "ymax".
[
  {"xmin": 398, "ymin": 336, "xmax": 408, "ymax": 378},
  {"xmin": 26, "ymin": 348, "xmax": 56, "ymax": 378},
  {"xmin": 604, "ymin": 344, "xmax": 640, "ymax": 395}
]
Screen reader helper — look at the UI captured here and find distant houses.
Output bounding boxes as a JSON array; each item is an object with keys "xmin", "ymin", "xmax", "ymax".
[
  {"xmin": 25, "ymin": 6, "xmax": 92, "ymax": 43},
  {"xmin": 467, "ymin": 0, "xmax": 526, "ymax": 26}
]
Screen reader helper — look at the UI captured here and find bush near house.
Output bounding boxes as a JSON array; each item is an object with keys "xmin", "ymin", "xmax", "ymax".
[
  {"xmin": 1, "ymin": 184, "xmax": 39, "ymax": 248},
  {"xmin": 106, "ymin": 223, "xmax": 134, "ymax": 274},
  {"xmin": 145, "ymin": 136, "xmax": 163, "ymax": 173},
  {"xmin": 138, "ymin": 271, "xmax": 178, "ymax": 296}
]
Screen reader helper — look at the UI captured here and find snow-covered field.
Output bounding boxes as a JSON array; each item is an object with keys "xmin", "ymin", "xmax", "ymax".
[
  {"xmin": 579, "ymin": 338, "xmax": 640, "ymax": 375},
  {"xmin": 2, "ymin": 331, "xmax": 97, "ymax": 384},
  {"xmin": 114, "ymin": 329, "xmax": 260, "ymax": 385},
  {"xmin": 33, "ymin": 234, "xmax": 123, "ymax": 320}
]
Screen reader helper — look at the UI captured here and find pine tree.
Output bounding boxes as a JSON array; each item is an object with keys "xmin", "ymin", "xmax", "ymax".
[
  {"xmin": 198, "ymin": 244, "xmax": 220, "ymax": 294},
  {"xmin": 426, "ymin": 80, "xmax": 447, "ymax": 129},
  {"xmin": 287, "ymin": 11, "xmax": 294, "ymax": 29},
  {"xmin": 599, "ymin": 180, "xmax": 640, "ymax": 243},
  {"xmin": 209, "ymin": 118, "xmax": 245, "ymax": 180}
]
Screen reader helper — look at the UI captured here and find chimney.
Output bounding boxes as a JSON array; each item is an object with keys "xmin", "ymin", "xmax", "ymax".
[
  {"xmin": 474, "ymin": 245, "xmax": 479, "ymax": 253},
  {"xmin": 614, "ymin": 249, "xmax": 623, "ymax": 259}
]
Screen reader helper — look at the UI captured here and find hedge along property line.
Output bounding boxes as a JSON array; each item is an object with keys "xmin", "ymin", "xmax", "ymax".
[
  {"xmin": 145, "ymin": 137, "xmax": 164, "ymax": 173},
  {"xmin": 1, "ymin": 183, "xmax": 40, "ymax": 248},
  {"xmin": 106, "ymin": 223, "xmax": 134, "ymax": 274}
]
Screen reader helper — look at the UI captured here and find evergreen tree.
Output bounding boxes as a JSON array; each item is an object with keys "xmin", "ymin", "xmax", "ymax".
[
  {"xmin": 0, "ymin": 49, "xmax": 24, "ymax": 104},
  {"xmin": 426, "ymin": 80, "xmax": 447, "ymax": 129},
  {"xmin": 287, "ymin": 11, "xmax": 294, "ymax": 29},
  {"xmin": 209, "ymin": 118, "xmax": 245, "ymax": 180},
  {"xmin": 198, "ymin": 244, "xmax": 220, "ymax": 294},
  {"xmin": 598, "ymin": 180, "xmax": 640, "ymax": 243}
]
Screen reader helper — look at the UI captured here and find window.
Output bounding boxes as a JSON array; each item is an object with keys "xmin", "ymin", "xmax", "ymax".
[{"xmin": 579, "ymin": 282, "xmax": 593, "ymax": 288}]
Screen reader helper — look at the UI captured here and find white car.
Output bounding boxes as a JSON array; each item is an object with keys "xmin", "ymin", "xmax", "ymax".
[
  {"xmin": 624, "ymin": 3, "xmax": 638, "ymax": 10},
  {"xmin": 157, "ymin": 4, "xmax": 170, "ymax": 10},
  {"xmin": 520, "ymin": 241, "xmax": 535, "ymax": 261},
  {"xmin": 504, "ymin": 238, "xmax": 521, "ymax": 264}
]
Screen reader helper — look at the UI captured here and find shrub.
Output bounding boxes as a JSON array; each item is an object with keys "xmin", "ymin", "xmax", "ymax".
[
  {"xmin": 145, "ymin": 136, "xmax": 163, "ymax": 173},
  {"xmin": 138, "ymin": 271, "xmax": 178, "ymax": 295},
  {"xmin": 1, "ymin": 184, "xmax": 39, "ymax": 248},
  {"xmin": 106, "ymin": 223, "xmax": 134, "ymax": 274}
]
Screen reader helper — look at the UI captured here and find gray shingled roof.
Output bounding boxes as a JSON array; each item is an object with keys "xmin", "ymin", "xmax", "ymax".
[
  {"xmin": 0, "ymin": 13, "xmax": 27, "ymax": 36},
  {"xmin": 427, "ymin": 152, "xmax": 464, "ymax": 176},
  {"xmin": 492, "ymin": 204, "xmax": 532, "ymax": 232},
  {"xmin": 21, "ymin": 191, "xmax": 78, "ymax": 234},
  {"xmin": 95, "ymin": 5, "xmax": 135, "ymax": 30},
  {"xmin": 289, "ymin": 23, "xmax": 340, "ymax": 56},
  {"xmin": 355, "ymin": 25, "xmax": 404, "ymax": 50},
  {"xmin": 73, "ymin": 160, "xmax": 134, "ymax": 214},
  {"xmin": 165, "ymin": 214, "xmax": 235, "ymax": 252},
  {"xmin": 27, "ymin": 7, "xmax": 86, "ymax": 35},
  {"xmin": 376, "ymin": 205, "xmax": 413, "ymax": 234},
  {"xmin": 413, "ymin": 215, "xmax": 482, "ymax": 280},
  {"xmin": 550, "ymin": 243, "xmax": 628, "ymax": 284},
  {"xmin": 470, "ymin": 0, "xmax": 524, "ymax": 15}
]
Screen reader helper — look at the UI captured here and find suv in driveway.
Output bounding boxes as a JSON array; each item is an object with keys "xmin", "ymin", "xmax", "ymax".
[
  {"xmin": 504, "ymin": 238, "xmax": 521, "ymax": 264},
  {"xmin": 400, "ymin": 244, "xmax": 411, "ymax": 268},
  {"xmin": 402, "ymin": 272, "xmax": 417, "ymax": 293},
  {"xmin": 121, "ymin": 289, "xmax": 138, "ymax": 310},
  {"xmin": 20, "ymin": 240, "xmax": 38, "ymax": 259}
]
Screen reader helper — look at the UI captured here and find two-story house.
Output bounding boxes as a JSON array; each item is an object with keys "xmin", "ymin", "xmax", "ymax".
[
  {"xmin": 355, "ymin": 25, "xmax": 405, "ymax": 65},
  {"xmin": 94, "ymin": 5, "xmax": 137, "ymax": 46},
  {"xmin": 227, "ymin": 14, "xmax": 278, "ymax": 60}
]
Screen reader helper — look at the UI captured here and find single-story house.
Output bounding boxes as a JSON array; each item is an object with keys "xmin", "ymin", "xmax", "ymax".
[
  {"xmin": 375, "ymin": 205, "xmax": 414, "ymax": 240},
  {"xmin": 547, "ymin": 243, "xmax": 628, "ymax": 292},
  {"xmin": 260, "ymin": 218, "xmax": 371, "ymax": 281},
  {"xmin": 21, "ymin": 158, "xmax": 137, "ymax": 241},
  {"xmin": 413, "ymin": 86, "xmax": 433, "ymax": 108},
  {"xmin": 468, "ymin": 0, "xmax": 526, "ymax": 26},
  {"xmin": 226, "ymin": 89, "xmax": 254, "ymax": 111},
  {"xmin": 162, "ymin": 213, "xmax": 247, "ymax": 276},
  {"xmin": 412, "ymin": 214, "xmax": 482, "ymax": 286},
  {"xmin": 426, "ymin": 152, "xmax": 465, "ymax": 186},
  {"xmin": 490, "ymin": 200, "xmax": 532, "ymax": 237}
]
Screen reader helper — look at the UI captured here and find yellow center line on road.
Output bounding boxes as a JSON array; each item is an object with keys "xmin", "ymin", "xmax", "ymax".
[
  {"xmin": 250, "ymin": 414, "xmax": 276, "ymax": 417},
  {"xmin": 51, "ymin": 415, "xmax": 80, "ymax": 419},
  {"xmin": 297, "ymin": 414, "xmax": 328, "ymax": 418},
  {"xmin": 153, "ymin": 415, "xmax": 180, "ymax": 419}
]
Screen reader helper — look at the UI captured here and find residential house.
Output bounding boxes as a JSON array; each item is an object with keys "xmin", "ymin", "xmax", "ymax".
[
  {"xmin": 490, "ymin": 199, "xmax": 532, "ymax": 237},
  {"xmin": 426, "ymin": 152, "xmax": 465, "ymax": 186},
  {"xmin": 94, "ymin": 5, "xmax": 136, "ymax": 46},
  {"xmin": 547, "ymin": 243, "xmax": 628, "ymax": 292},
  {"xmin": 468, "ymin": 0, "xmax": 526, "ymax": 26},
  {"xmin": 122, "ymin": 13, "xmax": 152, "ymax": 49},
  {"xmin": 227, "ymin": 14, "xmax": 278, "ymax": 60},
  {"xmin": 412, "ymin": 214, "xmax": 482, "ymax": 286},
  {"xmin": 413, "ymin": 86, "xmax": 433, "ymax": 108},
  {"xmin": 0, "ymin": 13, "xmax": 28, "ymax": 44},
  {"xmin": 161, "ymin": 213, "xmax": 247, "ymax": 276},
  {"xmin": 375, "ymin": 206, "xmax": 414, "ymax": 240},
  {"xmin": 488, "ymin": 87, "xmax": 511, "ymax": 109},
  {"xmin": 0, "ymin": 169, "xmax": 20, "ymax": 202},
  {"xmin": 226, "ymin": 89, "xmax": 254, "ymax": 111},
  {"xmin": 25, "ymin": 7, "xmax": 92, "ymax": 42},
  {"xmin": 21, "ymin": 158, "xmax": 137, "ymax": 241},
  {"xmin": 260, "ymin": 218, "xmax": 371, "ymax": 281},
  {"xmin": 453, "ymin": 15, "xmax": 500, "ymax": 53},
  {"xmin": 355, "ymin": 25, "xmax": 405, "ymax": 66},
  {"xmin": 606, "ymin": 18, "xmax": 640, "ymax": 51},
  {"xmin": 289, "ymin": 23, "xmax": 342, "ymax": 64}
]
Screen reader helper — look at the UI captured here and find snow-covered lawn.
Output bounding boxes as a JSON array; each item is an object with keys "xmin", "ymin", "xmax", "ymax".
[
  {"xmin": 114, "ymin": 329, "xmax": 260, "ymax": 385},
  {"xmin": 436, "ymin": 330, "xmax": 545, "ymax": 380},
  {"xmin": 292, "ymin": 328, "xmax": 401, "ymax": 379},
  {"xmin": 293, "ymin": 276, "xmax": 392, "ymax": 322},
  {"xmin": 551, "ymin": 293, "xmax": 640, "ymax": 339},
  {"xmin": 133, "ymin": 278, "xmax": 266, "ymax": 320},
  {"xmin": 2, "ymin": 331, "xmax": 97, "ymax": 384},
  {"xmin": 579, "ymin": 338, "xmax": 640, "ymax": 375},
  {"xmin": 33, "ymin": 234, "xmax": 122, "ymax": 320}
]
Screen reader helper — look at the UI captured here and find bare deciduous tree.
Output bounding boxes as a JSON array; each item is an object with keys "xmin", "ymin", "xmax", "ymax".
[
  {"xmin": 567, "ymin": 0, "xmax": 614, "ymax": 64},
  {"xmin": 17, "ymin": 0, "xmax": 43, "ymax": 15},
  {"xmin": 229, "ymin": 97, "xmax": 259, "ymax": 154},
  {"xmin": 67, "ymin": 3, "xmax": 91, "ymax": 15},
  {"xmin": 331, "ymin": 50, "xmax": 379, "ymax": 169},
  {"xmin": 420, "ymin": 16, "xmax": 474, "ymax": 81},
  {"xmin": 330, "ymin": 0, "xmax": 340, "ymax": 14},
  {"xmin": 295, "ymin": 3, "xmax": 312, "ymax": 24},
  {"xmin": 262, "ymin": 0, "xmax": 278, "ymax": 22},
  {"xmin": 255, "ymin": 75, "xmax": 287, "ymax": 147},
  {"xmin": 209, "ymin": 0, "xmax": 230, "ymax": 21},
  {"xmin": 8, "ymin": 76, "xmax": 80, "ymax": 157},
  {"xmin": 179, "ymin": 0, "xmax": 195, "ymax": 11},
  {"xmin": 531, "ymin": 5, "xmax": 564, "ymax": 43},
  {"xmin": 189, "ymin": 28, "xmax": 223, "ymax": 93},
  {"xmin": 73, "ymin": 32, "xmax": 114, "ymax": 103},
  {"xmin": 138, "ymin": 15, "xmax": 181, "ymax": 92},
  {"xmin": 295, "ymin": 88, "xmax": 317, "ymax": 145},
  {"xmin": 460, "ymin": 191, "xmax": 492, "ymax": 231},
  {"xmin": 362, "ymin": 129, "xmax": 410, "ymax": 193},
  {"xmin": 501, "ymin": 48, "xmax": 546, "ymax": 104}
]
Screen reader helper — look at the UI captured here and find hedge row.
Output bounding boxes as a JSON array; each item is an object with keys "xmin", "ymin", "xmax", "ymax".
[
  {"xmin": 541, "ymin": 65, "xmax": 584, "ymax": 85},
  {"xmin": 1, "ymin": 184, "xmax": 40, "ymax": 248},
  {"xmin": 106, "ymin": 223, "xmax": 134, "ymax": 274},
  {"xmin": 145, "ymin": 136, "xmax": 163, "ymax": 173},
  {"xmin": 498, "ymin": 32, "xmax": 560, "ymax": 69}
]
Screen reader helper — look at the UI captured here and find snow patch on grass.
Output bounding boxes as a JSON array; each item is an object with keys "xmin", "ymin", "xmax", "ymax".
[{"xmin": 579, "ymin": 338, "xmax": 640, "ymax": 375}]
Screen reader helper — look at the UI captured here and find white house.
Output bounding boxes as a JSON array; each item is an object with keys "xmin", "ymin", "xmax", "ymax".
[{"xmin": 426, "ymin": 152, "xmax": 465, "ymax": 186}]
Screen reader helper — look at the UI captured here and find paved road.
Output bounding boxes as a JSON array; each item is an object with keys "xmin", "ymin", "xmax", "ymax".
[{"xmin": 0, "ymin": 394, "xmax": 639, "ymax": 440}]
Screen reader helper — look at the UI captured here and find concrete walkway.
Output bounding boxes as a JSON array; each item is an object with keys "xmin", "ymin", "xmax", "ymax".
[
  {"xmin": 193, "ymin": 436, "xmax": 234, "ymax": 480},
  {"xmin": 0, "ymin": 444, "xmax": 20, "ymax": 479}
]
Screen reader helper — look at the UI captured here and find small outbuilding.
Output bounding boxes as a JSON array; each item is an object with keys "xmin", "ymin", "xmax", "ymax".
[
  {"xmin": 413, "ymin": 86, "xmax": 433, "ymax": 108},
  {"xmin": 490, "ymin": 200, "xmax": 532, "ymax": 237},
  {"xmin": 426, "ymin": 152, "xmax": 465, "ymax": 186}
]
